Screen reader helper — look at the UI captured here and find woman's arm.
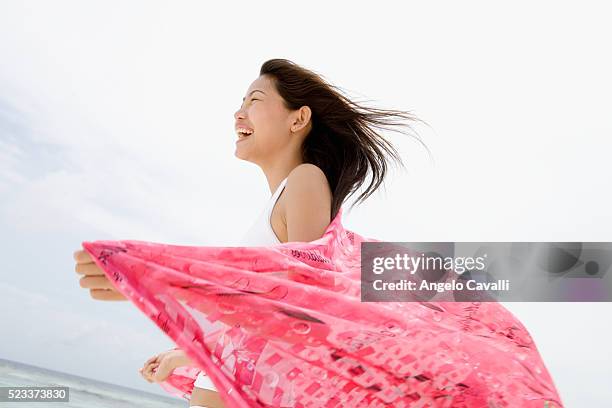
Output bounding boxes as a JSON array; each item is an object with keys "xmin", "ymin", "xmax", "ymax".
[{"xmin": 139, "ymin": 349, "xmax": 226, "ymax": 408}]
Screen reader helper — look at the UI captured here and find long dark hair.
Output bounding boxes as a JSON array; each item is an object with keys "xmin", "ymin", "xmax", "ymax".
[{"xmin": 260, "ymin": 58, "xmax": 431, "ymax": 220}]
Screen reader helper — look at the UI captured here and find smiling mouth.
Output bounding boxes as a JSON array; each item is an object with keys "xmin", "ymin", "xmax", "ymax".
[{"xmin": 236, "ymin": 130, "xmax": 253, "ymax": 142}]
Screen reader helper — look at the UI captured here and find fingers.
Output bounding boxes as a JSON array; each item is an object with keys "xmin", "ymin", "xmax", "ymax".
[
  {"xmin": 75, "ymin": 262, "xmax": 103, "ymax": 276},
  {"xmin": 140, "ymin": 362, "xmax": 159, "ymax": 383},
  {"xmin": 153, "ymin": 357, "xmax": 175, "ymax": 383},
  {"xmin": 146, "ymin": 364, "xmax": 158, "ymax": 383},
  {"xmin": 73, "ymin": 249, "xmax": 92, "ymax": 264},
  {"xmin": 140, "ymin": 354, "xmax": 161, "ymax": 383},
  {"xmin": 144, "ymin": 354, "xmax": 160, "ymax": 367},
  {"xmin": 75, "ymin": 248, "xmax": 128, "ymax": 301},
  {"xmin": 143, "ymin": 363, "xmax": 159, "ymax": 383},
  {"xmin": 89, "ymin": 289, "xmax": 127, "ymax": 301},
  {"xmin": 79, "ymin": 276, "xmax": 115, "ymax": 290}
]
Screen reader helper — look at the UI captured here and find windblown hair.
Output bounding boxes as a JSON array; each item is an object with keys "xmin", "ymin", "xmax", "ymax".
[{"xmin": 260, "ymin": 58, "xmax": 430, "ymax": 220}]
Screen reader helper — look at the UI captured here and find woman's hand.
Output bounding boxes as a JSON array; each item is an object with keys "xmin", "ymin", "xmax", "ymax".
[
  {"xmin": 139, "ymin": 355, "xmax": 160, "ymax": 383},
  {"xmin": 74, "ymin": 248, "xmax": 128, "ymax": 301},
  {"xmin": 139, "ymin": 349, "xmax": 195, "ymax": 383},
  {"xmin": 140, "ymin": 350, "xmax": 226, "ymax": 407}
]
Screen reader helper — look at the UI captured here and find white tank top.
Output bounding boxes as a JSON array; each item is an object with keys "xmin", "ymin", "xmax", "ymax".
[
  {"xmin": 192, "ymin": 176, "xmax": 288, "ymax": 391},
  {"xmin": 239, "ymin": 176, "xmax": 288, "ymax": 246}
]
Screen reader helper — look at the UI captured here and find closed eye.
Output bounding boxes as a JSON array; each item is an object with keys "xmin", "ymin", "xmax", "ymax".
[{"xmin": 240, "ymin": 98, "xmax": 260, "ymax": 109}]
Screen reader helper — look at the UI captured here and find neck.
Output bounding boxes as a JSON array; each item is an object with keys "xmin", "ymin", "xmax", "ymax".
[{"xmin": 260, "ymin": 155, "xmax": 304, "ymax": 196}]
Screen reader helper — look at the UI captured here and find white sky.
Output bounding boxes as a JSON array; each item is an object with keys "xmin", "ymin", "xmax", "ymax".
[{"xmin": 1, "ymin": 1, "xmax": 610, "ymax": 405}]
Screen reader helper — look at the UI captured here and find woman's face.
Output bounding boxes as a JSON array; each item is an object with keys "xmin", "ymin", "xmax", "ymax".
[{"xmin": 234, "ymin": 75, "xmax": 294, "ymax": 164}]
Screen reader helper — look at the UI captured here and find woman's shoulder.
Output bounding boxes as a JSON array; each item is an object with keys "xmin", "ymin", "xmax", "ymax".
[
  {"xmin": 283, "ymin": 164, "xmax": 332, "ymax": 218},
  {"xmin": 285, "ymin": 164, "xmax": 331, "ymax": 199},
  {"xmin": 279, "ymin": 164, "xmax": 332, "ymax": 242},
  {"xmin": 287, "ymin": 163, "xmax": 328, "ymax": 185}
]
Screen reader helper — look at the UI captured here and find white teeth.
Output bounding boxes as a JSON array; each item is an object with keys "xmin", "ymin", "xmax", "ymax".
[{"xmin": 236, "ymin": 128, "xmax": 253, "ymax": 139}]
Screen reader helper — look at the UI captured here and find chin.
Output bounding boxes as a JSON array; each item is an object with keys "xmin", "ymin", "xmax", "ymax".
[{"xmin": 234, "ymin": 149, "xmax": 250, "ymax": 162}]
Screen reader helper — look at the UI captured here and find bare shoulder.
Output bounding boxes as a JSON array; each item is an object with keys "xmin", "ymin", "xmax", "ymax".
[
  {"xmin": 286, "ymin": 164, "xmax": 332, "ymax": 202},
  {"xmin": 282, "ymin": 164, "xmax": 332, "ymax": 242}
]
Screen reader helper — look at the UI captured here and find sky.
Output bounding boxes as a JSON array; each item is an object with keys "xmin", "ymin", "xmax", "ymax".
[{"xmin": 0, "ymin": 0, "xmax": 610, "ymax": 405}]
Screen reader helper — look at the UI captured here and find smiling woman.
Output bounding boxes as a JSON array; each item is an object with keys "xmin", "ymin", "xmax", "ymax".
[
  {"xmin": 231, "ymin": 59, "xmax": 430, "ymax": 222},
  {"xmin": 74, "ymin": 58, "xmax": 564, "ymax": 408}
]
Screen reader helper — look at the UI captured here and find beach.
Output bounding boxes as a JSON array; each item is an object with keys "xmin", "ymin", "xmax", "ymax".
[{"xmin": 0, "ymin": 358, "xmax": 185, "ymax": 408}]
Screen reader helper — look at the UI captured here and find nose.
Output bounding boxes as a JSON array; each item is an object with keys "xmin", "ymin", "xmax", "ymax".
[{"xmin": 234, "ymin": 106, "xmax": 246, "ymax": 120}]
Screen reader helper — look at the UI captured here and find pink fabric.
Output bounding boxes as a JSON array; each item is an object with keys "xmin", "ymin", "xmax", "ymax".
[{"xmin": 81, "ymin": 207, "xmax": 564, "ymax": 407}]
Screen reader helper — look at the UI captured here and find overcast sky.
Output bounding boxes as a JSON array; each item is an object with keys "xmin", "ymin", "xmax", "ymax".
[{"xmin": 1, "ymin": 1, "xmax": 610, "ymax": 405}]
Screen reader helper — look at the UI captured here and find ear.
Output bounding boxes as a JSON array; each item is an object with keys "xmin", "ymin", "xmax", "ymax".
[{"xmin": 291, "ymin": 106, "xmax": 312, "ymax": 133}]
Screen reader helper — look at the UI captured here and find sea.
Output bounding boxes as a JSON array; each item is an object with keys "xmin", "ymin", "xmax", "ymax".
[{"xmin": 0, "ymin": 358, "xmax": 186, "ymax": 408}]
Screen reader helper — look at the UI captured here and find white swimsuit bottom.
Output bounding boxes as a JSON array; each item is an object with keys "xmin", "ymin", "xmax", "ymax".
[{"xmin": 193, "ymin": 371, "xmax": 217, "ymax": 390}]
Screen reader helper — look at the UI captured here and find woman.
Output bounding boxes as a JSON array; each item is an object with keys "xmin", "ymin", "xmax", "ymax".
[
  {"xmin": 74, "ymin": 58, "xmax": 424, "ymax": 407},
  {"xmin": 74, "ymin": 57, "xmax": 424, "ymax": 299},
  {"xmin": 75, "ymin": 59, "xmax": 417, "ymax": 407},
  {"xmin": 139, "ymin": 164, "xmax": 335, "ymax": 408}
]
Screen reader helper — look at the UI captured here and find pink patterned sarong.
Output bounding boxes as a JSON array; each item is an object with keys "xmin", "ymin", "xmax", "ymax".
[{"xmin": 81, "ymin": 207, "xmax": 564, "ymax": 407}]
